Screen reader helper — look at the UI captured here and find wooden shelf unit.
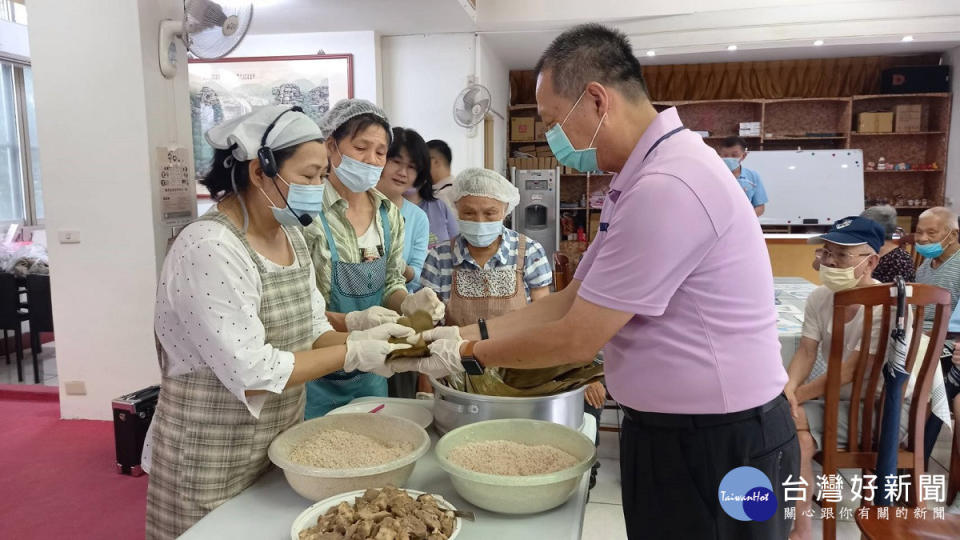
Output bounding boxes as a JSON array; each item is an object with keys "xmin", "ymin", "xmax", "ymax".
[
  {"xmin": 508, "ymin": 68, "xmax": 951, "ymax": 245},
  {"xmin": 650, "ymin": 94, "xmax": 951, "ymax": 215}
]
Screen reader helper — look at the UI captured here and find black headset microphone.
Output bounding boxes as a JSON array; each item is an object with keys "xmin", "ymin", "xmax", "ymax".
[{"xmin": 257, "ymin": 106, "xmax": 313, "ymax": 227}]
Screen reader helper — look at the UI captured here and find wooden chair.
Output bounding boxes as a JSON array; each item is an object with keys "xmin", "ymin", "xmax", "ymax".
[
  {"xmin": 816, "ymin": 283, "xmax": 950, "ymax": 540},
  {"xmin": 855, "ymin": 395, "xmax": 960, "ymax": 539},
  {"xmin": 26, "ymin": 275, "xmax": 54, "ymax": 384},
  {"xmin": 0, "ymin": 273, "xmax": 28, "ymax": 381}
]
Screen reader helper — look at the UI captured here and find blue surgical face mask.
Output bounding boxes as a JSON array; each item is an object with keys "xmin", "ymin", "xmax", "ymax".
[
  {"xmin": 333, "ymin": 144, "xmax": 384, "ymax": 193},
  {"xmin": 286, "ymin": 180, "xmax": 325, "ymax": 216},
  {"xmin": 722, "ymin": 157, "xmax": 742, "ymax": 172},
  {"xmin": 916, "ymin": 231, "xmax": 953, "ymax": 259},
  {"xmin": 458, "ymin": 220, "xmax": 503, "ymax": 247},
  {"xmin": 545, "ymin": 90, "xmax": 606, "ymax": 174},
  {"xmin": 259, "ymin": 175, "xmax": 322, "ymax": 227}
]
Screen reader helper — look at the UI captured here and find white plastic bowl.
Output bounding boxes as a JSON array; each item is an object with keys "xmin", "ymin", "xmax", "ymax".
[
  {"xmin": 435, "ymin": 419, "xmax": 596, "ymax": 514},
  {"xmin": 268, "ymin": 413, "xmax": 430, "ymax": 501},
  {"xmin": 290, "ymin": 488, "xmax": 462, "ymax": 540}
]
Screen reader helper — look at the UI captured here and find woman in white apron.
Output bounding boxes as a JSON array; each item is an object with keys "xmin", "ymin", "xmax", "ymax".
[
  {"xmin": 303, "ymin": 100, "xmax": 444, "ymax": 418},
  {"xmin": 144, "ymin": 106, "xmax": 412, "ymax": 539}
]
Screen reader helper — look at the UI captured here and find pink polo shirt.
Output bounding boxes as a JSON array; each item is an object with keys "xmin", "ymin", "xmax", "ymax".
[{"xmin": 575, "ymin": 108, "xmax": 786, "ymax": 414}]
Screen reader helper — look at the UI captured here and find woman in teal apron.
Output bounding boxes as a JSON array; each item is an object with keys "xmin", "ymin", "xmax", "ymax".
[
  {"xmin": 145, "ymin": 106, "xmax": 412, "ymax": 538},
  {"xmin": 303, "ymin": 99, "xmax": 445, "ymax": 418}
]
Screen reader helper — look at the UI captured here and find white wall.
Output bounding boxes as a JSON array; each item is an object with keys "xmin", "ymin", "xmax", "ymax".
[
  {"xmin": 29, "ymin": 0, "xmax": 193, "ymax": 419},
  {"xmin": 381, "ymin": 33, "xmax": 510, "ymax": 176},
  {"xmin": 381, "ymin": 33, "xmax": 481, "ymax": 172},
  {"xmin": 477, "ymin": 34, "xmax": 509, "ymax": 176},
  {"xmin": 945, "ymin": 46, "xmax": 960, "ymax": 209},
  {"xmin": 229, "ymin": 31, "xmax": 381, "ymax": 104}
]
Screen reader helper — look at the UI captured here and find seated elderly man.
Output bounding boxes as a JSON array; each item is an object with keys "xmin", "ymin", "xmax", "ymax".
[
  {"xmin": 786, "ymin": 216, "xmax": 887, "ymax": 540},
  {"xmin": 916, "ymin": 206, "xmax": 960, "ymax": 463},
  {"xmin": 915, "ymin": 206, "xmax": 960, "ymax": 325}
]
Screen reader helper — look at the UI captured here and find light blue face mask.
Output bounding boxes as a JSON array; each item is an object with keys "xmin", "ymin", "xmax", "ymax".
[
  {"xmin": 260, "ymin": 175, "xmax": 323, "ymax": 227},
  {"xmin": 916, "ymin": 231, "xmax": 953, "ymax": 259},
  {"xmin": 334, "ymin": 145, "xmax": 384, "ymax": 193},
  {"xmin": 722, "ymin": 157, "xmax": 742, "ymax": 172},
  {"xmin": 545, "ymin": 90, "xmax": 606, "ymax": 174},
  {"xmin": 286, "ymin": 180, "xmax": 325, "ymax": 215},
  {"xmin": 458, "ymin": 219, "xmax": 503, "ymax": 247}
]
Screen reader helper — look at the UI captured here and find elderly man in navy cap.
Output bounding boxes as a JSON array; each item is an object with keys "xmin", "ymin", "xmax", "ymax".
[{"xmin": 784, "ymin": 216, "xmax": 886, "ymax": 540}]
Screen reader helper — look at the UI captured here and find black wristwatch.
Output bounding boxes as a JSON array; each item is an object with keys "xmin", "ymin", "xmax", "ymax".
[{"xmin": 461, "ymin": 341, "xmax": 485, "ymax": 375}]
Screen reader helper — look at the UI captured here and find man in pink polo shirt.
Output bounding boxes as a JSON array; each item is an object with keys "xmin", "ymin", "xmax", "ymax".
[{"xmin": 405, "ymin": 24, "xmax": 798, "ymax": 539}]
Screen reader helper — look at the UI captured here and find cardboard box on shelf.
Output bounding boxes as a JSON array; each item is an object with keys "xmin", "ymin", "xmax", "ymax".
[
  {"xmin": 511, "ymin": 117, "xmax": 535, "ymax": 141},
  {"xmin": 894, "ymin": 104, "xmax": 926, "ymax": 132},
  {"xmin": 858, "ymin": 112, "xmax": 894, "ymax": 133},
  {"xmin": 534, "ymin": 121, "xmax": 546, "ymax": 141},
  {"xmin": 876, "ymin": 112, "xmax": 893, "ymax": 132},
  {"xmin": 517, "ymin": 144, "xmax": 536, "ymax": 154}
]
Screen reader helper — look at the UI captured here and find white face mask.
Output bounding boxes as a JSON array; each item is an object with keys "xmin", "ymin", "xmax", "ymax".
[{"xmin": 819, "ymin": 256, "xmax": 870, "ymax": 292}]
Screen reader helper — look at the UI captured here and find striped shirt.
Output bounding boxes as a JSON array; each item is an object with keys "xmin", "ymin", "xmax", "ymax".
[
  {"xmin": 420, "ymin": 228, "xmax": 553, "ymax": 303},
  {"xmin": 916, "ymin": 250, "xmax": 960, "ymax": 333}
]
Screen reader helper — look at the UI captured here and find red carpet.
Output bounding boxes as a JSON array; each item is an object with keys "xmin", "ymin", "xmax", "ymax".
[{"xmin": 0, "ymin": 393, "xmax": 147, "ymax": 539}]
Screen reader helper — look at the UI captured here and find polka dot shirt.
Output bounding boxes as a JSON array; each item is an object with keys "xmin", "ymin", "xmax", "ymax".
[{"xmin": 154, "ymin": 219, "xmax": 334, "ymax": 418}]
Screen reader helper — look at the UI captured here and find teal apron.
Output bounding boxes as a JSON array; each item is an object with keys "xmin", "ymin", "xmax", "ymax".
[{"xmin": 305, "ymin": 205, "xmax": 391, "ymax": 419}]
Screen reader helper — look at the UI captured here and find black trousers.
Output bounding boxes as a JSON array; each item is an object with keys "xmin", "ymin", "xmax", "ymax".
[{"xmin": 620, "ymin": 394, "xmax": 800, "ymax": 540}]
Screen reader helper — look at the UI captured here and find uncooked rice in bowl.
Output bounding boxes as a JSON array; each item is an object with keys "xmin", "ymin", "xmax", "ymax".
[
  {"xmin": 447, "ymin": 439, "xmax": 578, "ymax": 476},
  {"xmin": 289, "ymin": 429, "xmax": 414, "ymax": 468}
]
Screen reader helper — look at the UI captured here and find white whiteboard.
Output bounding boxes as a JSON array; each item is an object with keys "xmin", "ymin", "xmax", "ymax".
[{"xmin": 742, "ymin": 150, "xmax": 864, "ymax": 226}]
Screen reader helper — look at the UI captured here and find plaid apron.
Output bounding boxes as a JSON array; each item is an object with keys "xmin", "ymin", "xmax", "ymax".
[{"xmin": 145, "ymin": 212, "xmax": 312, "ymax": 539}]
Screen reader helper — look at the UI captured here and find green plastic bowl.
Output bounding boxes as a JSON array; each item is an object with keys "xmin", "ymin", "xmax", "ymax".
[{"xmin": 435, "ymin": 419, "xmax": 596, "ymax": 514}]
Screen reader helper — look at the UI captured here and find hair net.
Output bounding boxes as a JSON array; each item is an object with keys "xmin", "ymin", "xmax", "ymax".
[
  {"xmin": 452, "ymin": 168, "xmax": 521, "ymax": 214},
  {"xmin": 205, "ymin": 105, "xmax": 322, "ymax": 163},
  {"xmin": 319, "ymin": 98, "xmax": 390, "ymax": 139}
]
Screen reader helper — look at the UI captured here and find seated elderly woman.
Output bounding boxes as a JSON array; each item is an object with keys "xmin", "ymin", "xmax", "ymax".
[
  {"xmin": 420, "ymin": 167, "xmax": 554, "ymax": 312},
  {"xmin": 415, "ymin": 167, "xmax": 602, "ymax": 384},
  {"xmin": 860, "ymin": 205, "xmax": 916, "ymax": 282},
  {"xmin": 812, "ymin": 205, "xmax": 915, "ymax": 283}
]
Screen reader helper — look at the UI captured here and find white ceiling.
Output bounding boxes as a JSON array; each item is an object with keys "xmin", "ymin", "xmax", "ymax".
[
  {"xmin": 248, "ymin": 0, "xmax": 476, "ymax": 35},
  {"xmin": 248, "ymin": 0, "xmax": 960, "ymax": 68}
]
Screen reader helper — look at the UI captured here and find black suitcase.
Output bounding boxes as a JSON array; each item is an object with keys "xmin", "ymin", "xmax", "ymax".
[
  {"xmin": 112, "ymin": 385, "xmax": 160, "ymax": 476},
  {"xmin": 881, "ymin": 65, "xmax": 950, "ymax": 94}
]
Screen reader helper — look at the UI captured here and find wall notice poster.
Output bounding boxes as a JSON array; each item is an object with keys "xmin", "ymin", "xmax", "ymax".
[
  {"xmin": 188, "ymin": 54, "xmax": 354, "ymax": 191},
  {"xmin": 158, "ymin": 146, "xmax": 195, "ymax": 227}
]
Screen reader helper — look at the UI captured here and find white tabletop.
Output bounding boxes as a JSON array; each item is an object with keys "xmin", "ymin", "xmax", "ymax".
[{"xmin": 181, "ymin": 399, "xmax": 598, "ymax": 540}]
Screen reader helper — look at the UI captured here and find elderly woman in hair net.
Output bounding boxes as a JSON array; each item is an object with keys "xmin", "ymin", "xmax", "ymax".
[
  {"xmin": 397, "ymin": 169, "xmax": 602, "ymax": 394},
  {"xmin": 300, "ymin": 99, "xmax": 445, "ymax": 418}
]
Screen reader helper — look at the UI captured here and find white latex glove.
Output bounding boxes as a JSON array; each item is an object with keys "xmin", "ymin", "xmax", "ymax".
[
  {"xmin": 400, "ymin": 287, "xmax": 445, "ymax": 323},
  {"xmin": 421, "ymin": 326, "xmax": 461, "ymax": 343},
  {"xmin": 390, "ymin": 337, "xmax": 465, "ymax": 378},
  {"xmin": 344, "ymin": 340, "xmax": 411, "ymax": 377},
  {"xmin": 346, "ymin": 323, "xmax": 415, "ymax": 343},
  {"xmin": 344, "ymin": 306, "xmax": 401, "ymax": 332}
]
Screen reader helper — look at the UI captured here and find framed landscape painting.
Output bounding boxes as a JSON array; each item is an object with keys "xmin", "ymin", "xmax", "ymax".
[{"xmin": 188, "ymin": 54, "xmax": 353, "ymax": 192}]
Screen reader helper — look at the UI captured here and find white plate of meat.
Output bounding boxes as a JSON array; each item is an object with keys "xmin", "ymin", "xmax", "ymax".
[{"xmin": 292, "ymin": 486, "xmax": 462, "ymax": 540}]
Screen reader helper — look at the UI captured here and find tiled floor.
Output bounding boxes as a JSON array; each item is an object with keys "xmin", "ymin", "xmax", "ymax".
[
  {"xmin": 0, "ymin": 341, "xmax": 57, "ymax": 386},
  {"xmin": 581, "ymin": 408, "xmax": 956, "ymax": 540}
]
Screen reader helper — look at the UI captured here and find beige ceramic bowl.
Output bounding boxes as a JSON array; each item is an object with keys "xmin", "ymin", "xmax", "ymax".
[{"xmin": 268, "ymin": 413, "xmax": 430, "ymax": 501}]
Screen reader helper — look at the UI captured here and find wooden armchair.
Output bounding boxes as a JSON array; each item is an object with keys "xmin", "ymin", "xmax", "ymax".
[{"xmin": 816, "ymin": 283, "xmax": 950, "ymax": 540}]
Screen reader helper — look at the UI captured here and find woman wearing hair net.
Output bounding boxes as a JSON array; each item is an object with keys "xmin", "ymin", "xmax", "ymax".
[
  {"xmin": 145, "ymin": 106, "xmax": 412, "ymax": 538},
  {"xmin": 302, "ymin": 99, "xmax": 445, "ymax": 418}
]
